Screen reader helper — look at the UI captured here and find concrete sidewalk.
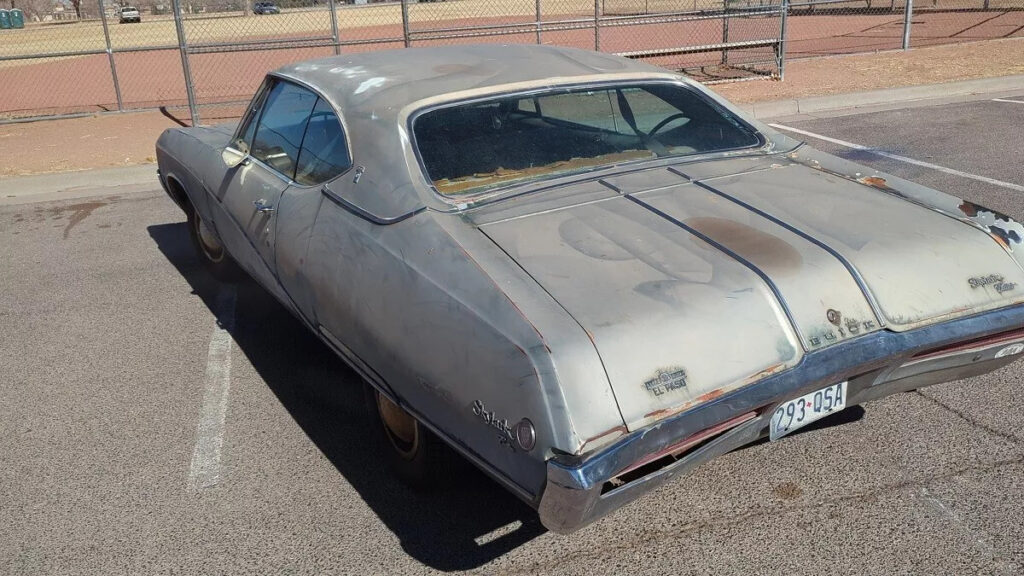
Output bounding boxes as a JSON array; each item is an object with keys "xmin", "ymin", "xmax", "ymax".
[
  {"xmin": 0, "ymin": 38, "xmax": 1021, "ymax": 182},
  {"xmin": 742, "ymin": 74, "xmax": 1024, "ymax": 119}
]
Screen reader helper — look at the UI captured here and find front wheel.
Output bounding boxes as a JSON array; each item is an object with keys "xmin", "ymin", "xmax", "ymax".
[{"xmin": 186, "ymin": 206, "xmax": 242, "ymax": 282}]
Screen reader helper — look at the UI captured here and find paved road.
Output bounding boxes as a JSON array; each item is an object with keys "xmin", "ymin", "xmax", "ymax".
[{"xmin": 3, "ymin": 95, "xmax": 1024, "ymax": 575}]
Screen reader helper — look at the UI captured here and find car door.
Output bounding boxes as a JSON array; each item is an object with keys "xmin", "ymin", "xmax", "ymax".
[
  {"xmin": 213, "ymin": 79, "xmax": 318, "ymax": 288},
  {"xmin": 274, "ymin": 96, "xmax": 354, "ymax": 323}
]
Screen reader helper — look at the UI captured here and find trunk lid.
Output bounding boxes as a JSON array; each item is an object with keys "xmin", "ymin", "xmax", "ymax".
[{"xmin": 477, "ymin": 160, "xmax": 1024, "ymax": 430}]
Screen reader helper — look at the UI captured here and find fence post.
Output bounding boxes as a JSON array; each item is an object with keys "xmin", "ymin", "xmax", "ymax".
[
  {"xmin": 97, "ymin": 0, "xmax": 123, "ymax": 111},
  {"xmin": 594, "ymin": 0, "xmax": 600, "ymax": 50},
  {"xmin": 778, "ymin": 0, "xmax": 788, "ymax": 79},
  {"xmin": 401, "ymin": 0, "xmax": 411, "ymax": 48},
  {"xmin": 902, "ymin": 0, "xmax": 913, "ymax": 50},
  {"xmin": 328, "ymin": 0, "xmax": 341, "ymax": 55},
  {"xmin": 721, "ymin": 1, "xmax": 730, "ymax": 64},
  {"xmin": 535, "ymin": 0, "xmax": 542, "ymax": 44},
  {"xmin": 172, "ymin": 0, "xmax": 200, "ymax": 126}
]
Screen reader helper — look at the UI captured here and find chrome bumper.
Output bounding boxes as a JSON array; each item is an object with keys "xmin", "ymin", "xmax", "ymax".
[{"xmin": 537, "ymin": 304, "xmax": 1024, "ymax": 534}]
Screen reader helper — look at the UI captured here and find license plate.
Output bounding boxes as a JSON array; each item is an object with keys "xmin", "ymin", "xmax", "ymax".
[{"xmin": 769, "ymin": 381, "xmax": 847, "ymax": 441}]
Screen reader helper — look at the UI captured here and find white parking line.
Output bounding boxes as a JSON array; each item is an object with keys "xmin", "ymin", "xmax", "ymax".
[
  {"xmin": 992, "ymin": 98, "xmax": 1024, "ymax": 105},
  {"xmin": 188, "ymin": 286, "xmax": 237, "ymax": 491},
  {"xmin": 770, "ymin": 124, "xmax": 1024, "ymax": 193}
]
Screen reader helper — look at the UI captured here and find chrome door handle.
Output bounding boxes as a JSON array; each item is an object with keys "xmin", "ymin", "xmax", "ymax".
[{"xmin": 253, "ymin": 199, "xmax": 275, "ymax": 213}]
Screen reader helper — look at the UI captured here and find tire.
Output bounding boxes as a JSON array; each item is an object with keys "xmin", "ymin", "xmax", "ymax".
[
  {"xmin": 186, "ymin": 205, "xmax": 243, "ymax": 282},
  {"xmin": 365, "ymin": 385, "xmax": 458, "ymax": 488}
]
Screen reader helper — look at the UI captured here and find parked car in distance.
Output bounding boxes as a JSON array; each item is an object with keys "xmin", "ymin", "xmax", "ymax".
[
  {"xmin": 155, "ymin": 45, "xmax": 1024, "ymax": 534},
  {"xmin": 253, "ymin": 1, "xmax": 280, "ymax": 14},
  {"xmin": 118, "ymin": 6, "xmax": 140, "ymax": 22}
]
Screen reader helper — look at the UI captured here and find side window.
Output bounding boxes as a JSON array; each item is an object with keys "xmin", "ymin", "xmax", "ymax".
[
  {"xmin": 251, "ymin": 81, "xmax": 318, "ymax": 178},
  {"xmin": 294, "ymin": 99, "xmax": 352, "ymax": 186},
  {"xmin": 232, "ymin": 79, "xmax": 271, "ymax": 154}
]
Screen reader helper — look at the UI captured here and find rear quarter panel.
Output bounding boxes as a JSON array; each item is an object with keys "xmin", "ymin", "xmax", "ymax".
[{"xmin": 305, "ymin": 203, "xmax": 622, "ymax": 498}]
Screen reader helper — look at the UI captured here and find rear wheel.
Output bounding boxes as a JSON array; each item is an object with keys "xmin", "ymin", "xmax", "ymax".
[
  {"xmin": 367, "ymin": 386, "xmax": 456, "ymax": 488},
  {"xmin": 186, "ymin": 205, "xmax": 242, "ymax": 282}
]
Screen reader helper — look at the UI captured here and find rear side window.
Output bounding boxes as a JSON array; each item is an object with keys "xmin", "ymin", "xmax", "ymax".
[
  {"xmin": 294, "ymin": 98, "xmax": 351, "ymax": 186},
  {"xmin": 251, "ymin": 81, "xmax": 318, "ymax": 178}
]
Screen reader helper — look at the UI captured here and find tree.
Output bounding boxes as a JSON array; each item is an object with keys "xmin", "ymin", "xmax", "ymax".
[{"xmin": 11, "ymin": 0, "xmax": 62, "ymax": 19}]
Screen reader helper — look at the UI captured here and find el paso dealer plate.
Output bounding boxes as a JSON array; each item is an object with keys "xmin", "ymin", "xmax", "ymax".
[{"xmin": 770, "ymin": 382, "xmax": 847, "ymax": 441}]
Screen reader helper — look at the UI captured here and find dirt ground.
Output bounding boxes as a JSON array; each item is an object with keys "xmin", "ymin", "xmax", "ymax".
[
  {"xmin": 0, "ymin": 37, "xmax": 1021, "ymax": 178},
  {"xmin": 3, "ymin": 0, "xmax": 1019, "ymax": 58},
  {"xmin": 2, "ymin": 4, "xmax": 1023, "ymax": 118}
]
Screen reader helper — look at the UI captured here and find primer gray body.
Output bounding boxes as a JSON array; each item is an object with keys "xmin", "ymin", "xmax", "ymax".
[{"xmin": 155, "ymin": 45, "xmax": 1024, "ymax": 533}]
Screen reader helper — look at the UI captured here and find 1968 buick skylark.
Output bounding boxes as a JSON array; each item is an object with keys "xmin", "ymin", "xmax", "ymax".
[{"xmin": 156, "ymin": 45, "xmax": 1024, "ymax": 533}]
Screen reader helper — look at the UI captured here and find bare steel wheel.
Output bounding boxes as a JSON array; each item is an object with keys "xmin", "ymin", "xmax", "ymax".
[
  {"xmin": 366, "ymin": 386, "xmax": 460, "ymax": 488},
  {"xmin": 193, "ymin": 211, "xmax": 225, "ymax": 264},
  {"xmin": 186, "ymin": 205, "xmax": 242, "ymax": 282},
  {"xmin": 376, "ymin": 393, "xmax": 420, "ymax": 460}
]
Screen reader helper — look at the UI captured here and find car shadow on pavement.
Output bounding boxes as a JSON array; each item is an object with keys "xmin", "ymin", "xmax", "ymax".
[{"xmin": 148, "ymin": 222, "xmax": 546, "ymax": 571}]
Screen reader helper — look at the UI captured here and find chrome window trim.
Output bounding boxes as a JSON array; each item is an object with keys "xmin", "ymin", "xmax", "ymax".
[
  {"xmin": 266, "ymin": 72, "xmax": 356, "ymax": 189},
  {"xmin": 231, "ymin": 76, "xmax": 272, "ymax": 151},
  {"xmin": 407, "ymin": 79, "xmax": 768, "ymax": 209},
  {"xmin": 234, "ymin": 74, "xmax": 355, "ymax": 190}
]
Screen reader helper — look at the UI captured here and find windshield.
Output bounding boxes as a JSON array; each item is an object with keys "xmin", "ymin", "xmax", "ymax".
[{"xmin": 413, "ymin": 83, "xmax": 761, "ymax": 198}]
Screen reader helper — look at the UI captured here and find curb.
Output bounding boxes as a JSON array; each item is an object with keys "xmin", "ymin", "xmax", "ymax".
[
  {"xmin": 740, "ymin": 74, "xmax": 1024, "ymax": 119},
  {"xmin": 0, "ymin": 163, "xmax": 158, "ymax": 206}
]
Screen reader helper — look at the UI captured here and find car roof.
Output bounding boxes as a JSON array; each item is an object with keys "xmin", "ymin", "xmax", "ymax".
[
  {"xmin": 266, "ymin": 45, "xmax": 698, "ymax": 222},
  {"xmin": 272, "ymin": 44, "xmax": 680, "ymax": 120}
]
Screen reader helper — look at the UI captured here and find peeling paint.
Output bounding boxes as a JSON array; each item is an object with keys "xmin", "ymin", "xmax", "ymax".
[
  {"xmin": 694, "ymin": 388, "xmax": 726, "ymax": 403},
  {"xmin": 578, "ymin": 425, "xmax": 629, "ymax": 454},
  {"xmin": 959, "ymin": 201, "xmax": 1024, "ymax": 248},
  {"xmin": 858, "ymin": 175, "xmax": 891, "ymax": 189}
]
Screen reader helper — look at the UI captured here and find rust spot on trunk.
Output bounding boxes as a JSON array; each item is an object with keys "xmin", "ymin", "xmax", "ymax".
[
  {"xmin": 959, "ymin": 201, "xmax": 979, "ymax": 217},
  {"xmin": 686, "ymin": 217, "xmax": 803, "ymax": 272},
  {"xmin": 859, "ymin": 176, "xmax": 889, "ymax": 189},
  {"xmin": 582, "ymin": 425, "xmax": 627, "ymax": 445},
  {"xmin": 578, "ymin": 425, "xmax": 628, "ymax": 454},
  {"xmin": 642, "ymin": 403, "xmax": 693, "ymax": 421},
  {"xmin": 743, "ymin": 362, "xmax": 787, "ymax": 385},
  {"xmin": 695, "ymin": 388, "xmax": 725, "ymax": 403},
  {"xmin": 857, "ymin": 175, "xmax": 912, "ymax": 198}
]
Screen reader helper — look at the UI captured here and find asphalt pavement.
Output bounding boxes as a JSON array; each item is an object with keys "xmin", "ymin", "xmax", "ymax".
[{"xmin": 2, "ymin": 94, "xmax": 1024, "ymax": 575}]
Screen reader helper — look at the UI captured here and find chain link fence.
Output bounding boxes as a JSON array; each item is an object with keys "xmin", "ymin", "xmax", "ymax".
[
  {"xmin": 785, "ymin": 0, "xmax": 1023, "ymax": 57},
  {"xmin": 0, "ymin": 0, "xmax": 1020, "ymax": 122}
]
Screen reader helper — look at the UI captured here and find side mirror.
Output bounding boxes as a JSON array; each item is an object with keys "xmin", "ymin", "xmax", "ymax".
[{"xmin": 222, "ymin": 146, "xmax": 249, "ymax": 168}]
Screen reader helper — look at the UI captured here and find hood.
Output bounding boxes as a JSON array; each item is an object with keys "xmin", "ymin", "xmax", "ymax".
[{"xmin": 476, "ymin": 159, "xmax": 1024, "ymax": 430}]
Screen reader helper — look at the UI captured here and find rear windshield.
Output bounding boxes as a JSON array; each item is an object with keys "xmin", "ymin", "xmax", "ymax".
[{"xmin": 413, "ymin": 83, "xmax": 761, "ymax": 197}]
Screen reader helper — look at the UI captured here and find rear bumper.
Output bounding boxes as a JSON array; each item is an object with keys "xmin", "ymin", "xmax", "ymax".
[{"xmin": 538, "ymin": 304, "xmax": 1024, "ymax": 533}]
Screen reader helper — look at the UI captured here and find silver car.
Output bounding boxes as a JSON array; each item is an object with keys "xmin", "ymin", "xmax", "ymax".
[{"xmin": 155, "ymin": 45, "xmax": 1024, "ymax": 534}]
